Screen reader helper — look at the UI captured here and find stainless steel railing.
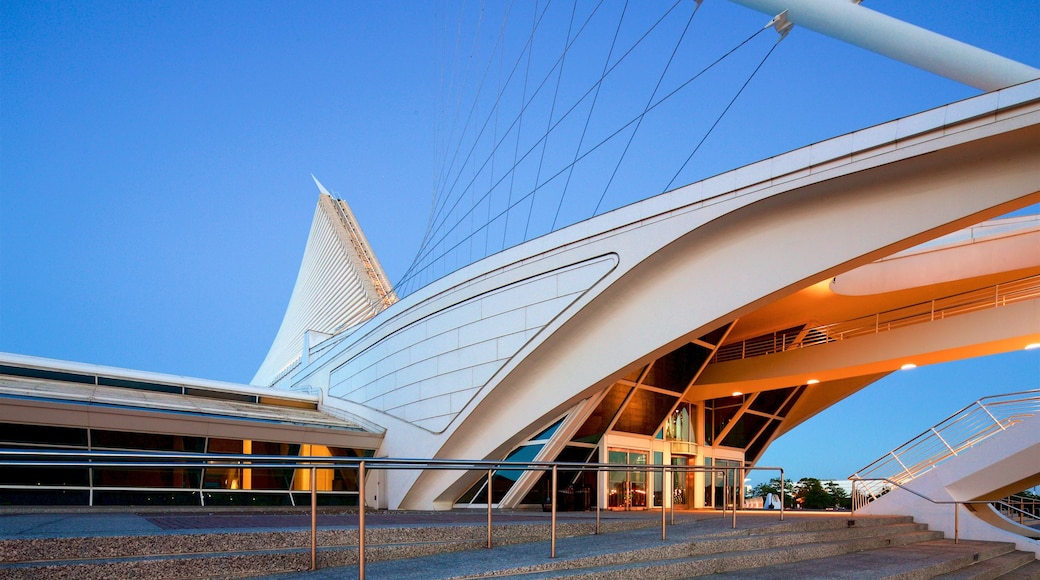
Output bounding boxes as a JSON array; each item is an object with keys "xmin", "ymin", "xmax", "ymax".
[
  {"xmin": 713, "ymin": 273, "xmax": 1040, "ymax": 363},
  {"xmin": 850, "ymin": 389, "xmax": 1040, "ymax": 508},
  {"xmin": 849, "ymin": 476, "xmax": 999, "ymax": 543},
  {"xmin": 0, "ymin": 449, "xmax": 784, "ymax": 579}
]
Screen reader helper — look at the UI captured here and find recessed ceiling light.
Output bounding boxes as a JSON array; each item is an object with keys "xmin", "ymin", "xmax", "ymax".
[
  {"xmin": 806, "ymin": 379, "xmax": 820, "ymax": 385},
  {"xmin": 1026, "ymin": 343, "xmax": 1040, "ymax": 350},
  {"xmin": 732, "ymin": 391, "xmax": 743, "ymax": 397},
  {"xmin": 901, "ymin": 363, "xmax": 917, "ymax": 370}
]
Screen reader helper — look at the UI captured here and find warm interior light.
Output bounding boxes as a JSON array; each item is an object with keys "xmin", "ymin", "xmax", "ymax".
[
  {"xmin": 732, "ymin": 391, "xmax": 743, "ymax": 396},
  {"xmin": 1026, "ymin": 343, "xmax": 1040, "ymax": 350},
  {"xmin": 900, "ymin": 363, "xmax": 917, "ymax": 370},
  {"xmin": 806, "ymin": 379, "xmax": 820, "ymax": 385}
]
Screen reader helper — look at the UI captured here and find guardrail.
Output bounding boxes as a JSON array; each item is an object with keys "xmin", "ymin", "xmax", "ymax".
[
  {"xmin": 714, "ymin": 273, "xmax": 1040, "ymax": 363},
  {"xmin": 0, "ymin": 450, "xmax": 783, "ymax": 579},
  {"xmin": 850, "ymin": 476, "xmax": 998, "ymax": 543},
  {"xmin": 850, "ymin": 389, "xmax": 1040, "ymax": 506}
]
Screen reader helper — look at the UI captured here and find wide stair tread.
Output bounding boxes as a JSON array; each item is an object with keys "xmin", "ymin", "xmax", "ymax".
[{"xmin": 698, "ymin": 539, "xmax": 1026, "ymax": 580}]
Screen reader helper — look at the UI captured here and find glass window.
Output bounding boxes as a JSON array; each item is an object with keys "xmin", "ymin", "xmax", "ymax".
[
  {"xmin": 0, "ymin": 423, "xmax": 88, "ymax": 447},
  {"xmin": 720, "ymin": 412, "xmax": 770, "ymax": 449},
  {"xmin": 572, "ymin": 384, "xmax": 631, "ymax": 443},
  {"xmin": 613, "ymin": 389, "xmax": 678, "ymax": 435},
  {"xmin": 749, "ymin": 387, "xmax": 795, "ymax": 415},
  {"xmin": 640, "ymin": 343, "xmax": 710, "ymax": 393}
]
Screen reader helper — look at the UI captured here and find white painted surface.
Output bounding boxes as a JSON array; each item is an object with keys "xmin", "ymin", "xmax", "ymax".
[{"xmin": 860, "ymin": 414, "xmax": 1040, "ymax": 555}]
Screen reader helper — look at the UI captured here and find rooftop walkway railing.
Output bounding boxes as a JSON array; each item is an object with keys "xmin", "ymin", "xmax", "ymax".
[
  {"xmin": 0, "ymin": 450, "xmax": 783, "ymax": 579},
  {"xmin": 849, "ymin": 389, "xmax": 1040, "ymax": 509},
  {"xmin": 714, "ymin": 272, "xmax": 1040, "ymax": 363}
]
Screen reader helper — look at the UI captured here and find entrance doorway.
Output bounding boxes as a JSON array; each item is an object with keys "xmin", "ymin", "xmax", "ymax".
[
  {"xmin": 607, "ymin": 449, "xmax": 647, "ymax": 509},
  {"xmin": 671, "ymin": 456, "xmax": 693, "ymax": 509}
]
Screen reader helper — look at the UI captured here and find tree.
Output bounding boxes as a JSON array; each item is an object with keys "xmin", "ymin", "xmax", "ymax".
[
  {"xmin": 824, "ymin": 481, "xmax": 851, "ymax": 509},
  {"xmin": 795, "ymin": 477, "xmax": 833, "ymax": 509}
]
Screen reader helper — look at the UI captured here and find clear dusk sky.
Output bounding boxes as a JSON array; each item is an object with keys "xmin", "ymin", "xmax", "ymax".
[{"xmin": 2, "ymin": 0, "xmax": 1038, "ymax": 481}]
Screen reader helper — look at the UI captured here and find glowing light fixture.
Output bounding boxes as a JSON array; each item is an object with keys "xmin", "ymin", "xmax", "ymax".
[
  {"xmin": 901, "ymin": 363, "xmax": 917, "ymax": 370},
  {"xmin": 732, "ymin": 391, "xmax": 743, "ymax": 396},
  {"xmin": 1026, "ymin": 343, "xmax": 1040, "ymax": 350},
  {"xmin": 806, "ymin": 379, "xmax": 820, "ymax": 385}
]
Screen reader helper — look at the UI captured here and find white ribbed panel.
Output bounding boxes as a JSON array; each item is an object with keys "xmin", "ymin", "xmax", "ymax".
[
  {"xmin": 326, "ymin": 256, "xmax": 617, "ymax": 433},
  {"xmin": 252, "ymin": 191, "xmax": 397, "ymax": 386}
]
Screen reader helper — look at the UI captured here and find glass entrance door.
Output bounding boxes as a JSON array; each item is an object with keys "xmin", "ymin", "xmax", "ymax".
[
  {"xmin": 671, "ymin": 457, "xmax": 691, "ymax": 509},
  {"xmin": 607, "ymin": 449, "xmax": 647, "ymax": 509}
]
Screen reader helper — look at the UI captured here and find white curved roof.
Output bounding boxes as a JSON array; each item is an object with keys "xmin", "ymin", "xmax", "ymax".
[{"xmin": 252, "ymin": 178, "xmax": 396, "ymax": 386}]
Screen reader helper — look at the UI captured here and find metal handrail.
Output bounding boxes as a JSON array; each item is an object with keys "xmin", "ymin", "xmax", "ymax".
[
  {"xmin": 714, "ymin": 273, "xmax": 1040, "ymax": 363},
  {"xmin": 0, "ymin": 449, "xmax": 784, "ymax": 579},
  {"xmin": 850, "ymin": 390, "xmax": 1040, "ymax": 509},
  {"xmin": 849, "ymin": 476, "xmax": 999, "ymax": 543}
]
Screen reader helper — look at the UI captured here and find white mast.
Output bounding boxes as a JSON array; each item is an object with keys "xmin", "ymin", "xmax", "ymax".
[{"xmin": 730, "ymin": 0, "xmax": 1040, "ymax": 91}]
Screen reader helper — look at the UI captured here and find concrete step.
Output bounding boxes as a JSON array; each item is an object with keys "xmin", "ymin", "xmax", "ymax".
[
  {"xmin": 998, "ymin": 559, "xmax": 1040, "ymax": 579},
  {"xmin": 0, "ymin": 519, "xmax": 651, "ymax": 579},
  {"xmin": 935, "ymin": 549, "xmax": 1038, "ymax": 580},
  {"xmin": 698, "ymin": 539, "xmax": 1022, "ymax": 580},
  {"xmin": 489, "ymin": 529, "xmax": 945, "ymax": 579}
]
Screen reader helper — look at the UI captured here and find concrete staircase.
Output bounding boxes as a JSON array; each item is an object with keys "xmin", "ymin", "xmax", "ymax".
[{"xmin": 1, "ymin": 514, "xmax": 1037, "ymax": 579}]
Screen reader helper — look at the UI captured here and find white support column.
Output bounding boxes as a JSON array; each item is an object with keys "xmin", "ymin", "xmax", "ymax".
[{"xmin": 729, "ymin": 0, "xmax": 1040, "ymax": 91}]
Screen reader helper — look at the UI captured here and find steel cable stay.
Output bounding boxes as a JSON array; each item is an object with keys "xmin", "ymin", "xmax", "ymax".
[
  {"xmin": 412, "ymin": 0, "xmax": 609, "ymax": 281},
  {"xmin": 399, "ymin": 1, "xmax": 687, "ymax": 290},
  {"xmin": 422, "ymin": 0, "xmax": 543, "ymax": 255},
  {"xmin": 523, "ymin": 0, "xmax": 580, "ymax": 241},
  {"xmin": 551, "ymin": 0, "xmax": 630, "ymax": 232},
  {"xmin": 418, "ymin": 1, "xmax": 676, "ymax": 271},
  {"xmin": 402, "ymin": 0, "xmax": 669, "ymax": 287},
  {"xmin": 664, "ymin": 29, "xmax": 785, "ymax": 193},
  {"xmin": 398, "ymin": 25, "xmax": 771, "ymax": 293},
  {"xmin": 592, "ymin": 0, "xmax": 702, "ymax": 217}
]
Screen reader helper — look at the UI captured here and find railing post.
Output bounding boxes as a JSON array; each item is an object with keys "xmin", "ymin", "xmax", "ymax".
[
  {"xmin": 977, "ymin": 401, "xmax": 1006, "ymax": 431},
  {"xmin": 661, "ymin": 466, "xmax": 667, "ymax": 540},
  {"xmin": 954, "ymin": 503, "xmax": 960, "ymax": 544},
  {"xmin": 487, "ymin": 468, "xmax": 493, "ymax": 549},
  {"xmin": 551, "ymin": 465, "xmax": 558, "ymax": 558},
  {"xmin": 595, "ymin": 467, "xmax": 601, "ymax": 535},
  {"xmin": 310, "ymin": 466, "xmax": 318, "ymax": 571},
  {"xmin": 779, "ymin": 469, "xmax": 785, "ymax": 521},
  {"xmin": 358, "ymin": 461, "xmax": 366, "ymax": 580}
]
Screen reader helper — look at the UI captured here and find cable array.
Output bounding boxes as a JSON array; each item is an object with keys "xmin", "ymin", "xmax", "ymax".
[{"xmin": 397, "ymin": 2, "xmax": 786, "ymax": 296}]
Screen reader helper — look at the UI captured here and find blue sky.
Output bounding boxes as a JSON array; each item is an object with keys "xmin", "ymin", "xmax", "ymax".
[{"xmin": 1, "ymin": 0, "xmax": 1038, "ymax": 481}]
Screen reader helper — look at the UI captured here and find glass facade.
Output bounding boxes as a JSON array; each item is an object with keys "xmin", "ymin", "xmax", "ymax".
[{"xmin": 0, "ymin": 422, "xmax": 373, "ymax": 506}]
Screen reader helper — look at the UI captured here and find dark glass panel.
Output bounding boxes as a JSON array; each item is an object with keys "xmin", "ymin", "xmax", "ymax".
[
  {"xmin": 290, "ymin": 492, "xmax": 359, "ymax": 506},
  {"xmin": 0, "ymin": 364, "xmax": 95, "ymax": 384},
  {"xmin": 745, "ymin": 419, "xmax": 782, "ymax": 462},
  {"xmin": 91, "ymin": 430, "xmax": 206, "ymax": 453},
  {"xmin": 698, "ymin": 324, "xmax": 731, "ymax": 347},
  {"xmin": 249, "ymin": 468, "xmax": 296, "ymax": 490},
  {"xmin": 707, "ymin": 396, "xmax": 745, "ymax": 445},
  {"xmin": 207, "ymin": 438, "xmax": 243, "ymax": 454},
  {"xmin": 0, "ymin": 422, "xmax": 88, "ymax": 447},
  {"xmin": 613, "ymin": 389, "xmax": 678, "ymax": 435},
  {"xmin": 571, "ymin": 384, "xmax": 631, "ymax": 443},
  {"xmin": 0, "ymin": 489, "xmax": 89, "ymax": 505},
  {"xmin": 519, "ymin": 446, "xmax": 597, "ymax": 509},
  {"xmin": 183, "ymin": 388, "xmax": 257, "ymax": 403},
  {"xmin": 749, "ymin": 387, "xmax": 796, "ymax": 415},
  {"xmin": 93, "ymin": 467, "xmax": 201, "ymax": 488},
  {"xmin": 228, "ymin": 492, "xmax": 294, "ymax": 506},
  {"xmin": 97, "ymin": 376, "xmax": 180, "ymax": 394},
  {"xmin": 93, "ymin": 490, "xmax": 200, "ymax": 506},
  {"xmin": 780, "ymin": 385, "xmax": 806, "ymax": 416},
  {"xmin": 720, "ymin": 412, "xmax": 771, "ymax": 449},
  {"xmin": 640, "ymin": 343, "xmax": 710, "ymax": 393},
  {"xmin": 0, "ymin": 465, "xmax": 88, "ymax": 486}
]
